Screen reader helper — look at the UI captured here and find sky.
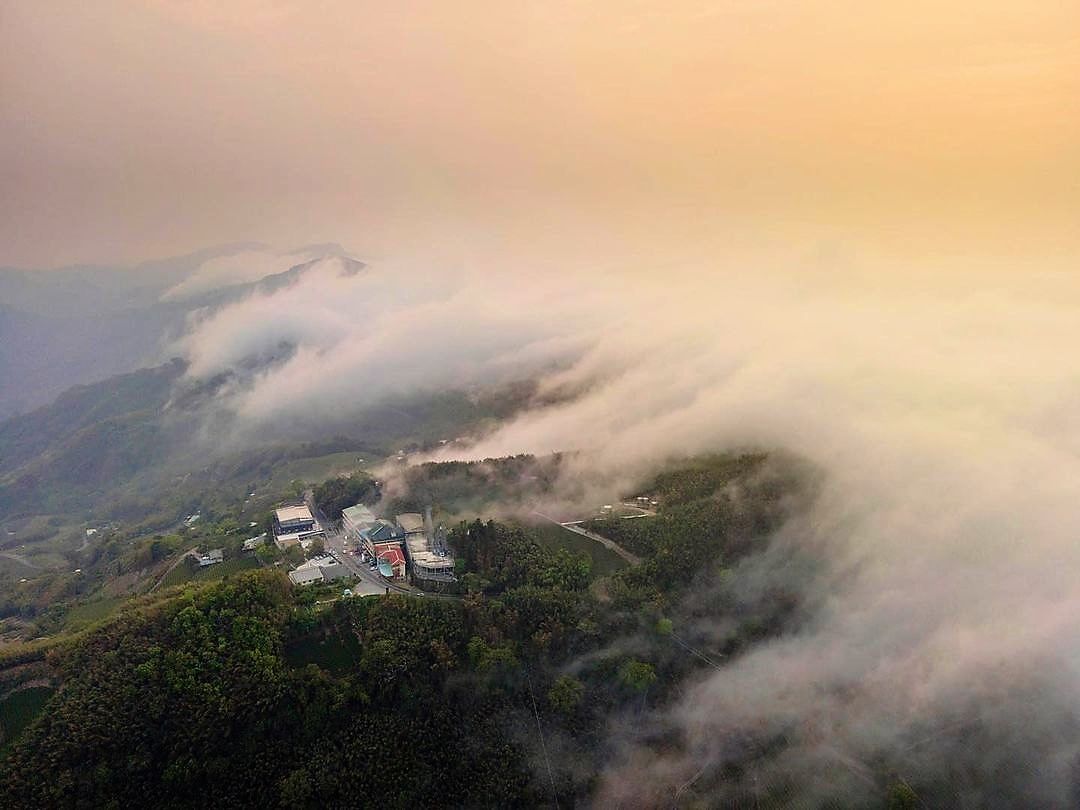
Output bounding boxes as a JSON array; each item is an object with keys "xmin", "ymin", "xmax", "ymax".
[{"xmin": 2, "ymin": 0, "xmax": 1078, "ymax": 268}]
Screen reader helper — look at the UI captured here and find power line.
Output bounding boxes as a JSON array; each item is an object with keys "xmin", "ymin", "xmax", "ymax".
[
  {"xmin": 525, "ymin": 668, "xmax": 560, "ymax": 809},
  {"xmin": 670, "ymin": 631, "xmax": 726, "ymax": 671}
]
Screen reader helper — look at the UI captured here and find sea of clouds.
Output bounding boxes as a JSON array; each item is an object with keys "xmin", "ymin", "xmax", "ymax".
[{"xmin": 177, "ymin": 244, "xmax": 1080, "ymax": 804}]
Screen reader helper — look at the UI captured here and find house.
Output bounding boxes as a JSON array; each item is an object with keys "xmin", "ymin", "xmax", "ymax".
[
  {"xmin": 199, "ymin": 548, "xmax": 224, "ymax": 567},
  {"xmin": 274, "ymin": 532, "xmax": 302, "ymax": 550},
  {"xmin": 288, "ymin": 566, "xmax": 324, "ymax": 586},
  {"xmin": 319, "ymin": 561, "xmax": 350, "ymax": 581},
  {"xmin": 288, "ymin": 555, "xmax": 350, "ymax": 586},
  {"xmin": 363, "ymin": 520, "xmax": 404, "ymax": 544},
  {"xmin": 358, "ymin": 519, "xmax": 406, "ymax": 559},
  {"xmin": 275, "ymin": 505, "xmax": 317, "ymax": 533},
  {"xmin": 376, "ymin": 546, "xmax": 407, "ymax": 579}
]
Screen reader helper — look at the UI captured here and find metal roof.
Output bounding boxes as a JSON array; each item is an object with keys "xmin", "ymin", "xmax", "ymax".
[
  {"xmin": 396, "ymin": 513, "xmax": 425, "ymax": 534},
  {"xmin": 288, "ymin": 567, "xmax": 323, "ymax": 585},
  {"xmin": 276, "ymin": 505, "xmax": 314, "ymax": 524},
  {"xmin": 362, "ymin": 520, "xmax": 403, "ymax": 542},
  {"xmin": 342, "ymin": 504, "xmax": 376, "ymax": 527}
]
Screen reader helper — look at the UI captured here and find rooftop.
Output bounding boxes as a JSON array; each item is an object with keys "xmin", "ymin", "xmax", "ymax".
[
  {"xmin": 396, "ymin": 513, "xmax": 424, "ymax": 534},
  {"xmin": 342, "ymin": 504, "xmax": 376, "ymax": 527},
  {"xmin": 294, "ymin": 554, "xmax": 337, "ymax": 571},
  {"xmin": 378, "ymin": 546, "xmax": 406, "ymax": 567},
  {"xmin": 276, "ymin": 505, "xmax": 314, "ymax": 524},
  {"xmin": 405, "ymin": 534, "xmax": 455, "ymax": 571},
  {"xmin": 242, "ymin": 534, "xmax": 267, "ymax": 551},
  {"xmin": 274, "ymin": 527, "xmax": 324, "ymax": 549},
  {"xmin": 289, "ymin": 554, "xmax": 351, "ymax": 585},
  {"xmin": 288, "ymin": 567, "xmax": 324, "ymax": 586},
  {"xmin": 361, "ymin": 520, "xmax": 403, "ymax": 543}
]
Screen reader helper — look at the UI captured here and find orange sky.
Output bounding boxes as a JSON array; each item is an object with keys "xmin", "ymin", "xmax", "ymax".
[{"xmin": 2, "ymin": 1, "xmax": 1077, "ymax": 267}]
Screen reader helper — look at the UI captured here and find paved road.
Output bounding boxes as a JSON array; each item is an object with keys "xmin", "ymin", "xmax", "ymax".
[
  {"xmin": 562, "ymin": 503, "xmax": 656, "ymax": 524},
  {"xmin": 619, "ymin": 502, "xmax": 657, "ymax": 518},
  {"xmin": 531, "ymin": 510, "xmax": 642, "ymax": 566}
]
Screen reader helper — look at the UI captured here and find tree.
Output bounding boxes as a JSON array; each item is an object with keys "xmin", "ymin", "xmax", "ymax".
[
  {"xmin": 467, "ymin": 636, "xmax": 518, "ymax": 675},
  {"xmin": 255, "ymin": 544, "xmax": 279, "ymax": 565},
  {"xmin": 547, "ymin": 675, "xmax": 584, "ymax": 715},
  {"xmin": 538, "ymin": 549, "xmax": 590, "ymax": 591},
  {"xmin": 312, "ymin": 473, "xmax": 379, "ymax": 522},
  {"xmin": 886, "ymin": 781, "xmax": 919, "ymax": 810},
  {"xmin": 307, "ymin": 538, "xmax": 325, "ymax": 558},
  {"xmin": 618, "ymin": 660, "xmax": 657, "ymax": 693}
]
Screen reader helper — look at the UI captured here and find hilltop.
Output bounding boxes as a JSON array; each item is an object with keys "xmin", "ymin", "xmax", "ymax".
[{"xmin": 0, "ymin": 451, "xmax": 816, "ymax": 807}]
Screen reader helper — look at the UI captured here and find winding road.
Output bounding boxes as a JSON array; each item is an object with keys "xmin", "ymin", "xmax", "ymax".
[{"xmin": 530, "ymin": 510, "xmax": 643, "ymax": 566}]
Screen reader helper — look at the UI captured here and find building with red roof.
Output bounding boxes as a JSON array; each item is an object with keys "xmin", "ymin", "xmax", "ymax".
[{"xmin": 377, "ymin": 546, "xmax": 407, "ymax": 580}]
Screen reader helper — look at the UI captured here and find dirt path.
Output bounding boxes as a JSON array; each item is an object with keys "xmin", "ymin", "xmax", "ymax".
[
  {"xmin": 149, "ymin": 550, "xmax": 199, "ymax": 592},
  {"xmin": 0, "ymin": 552, "xmax": 42, "ymax": 571}
]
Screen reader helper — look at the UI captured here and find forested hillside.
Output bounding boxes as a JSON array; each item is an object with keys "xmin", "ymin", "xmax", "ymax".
[
  {"xmin": 381, "ymin": 453, "xmax": 564, "ymax": 516},
  {"xmin": 584, "ymin": 452, "xmax": 818, "ymax": 597},
  {"xmin": 0, "ymin": 356, "xmax": 543, "ymax": 615},
  {"xmin": 0, "ymin": 360, "xmax": 184, "ymax": 478},
  {"xmin": 0, "ymin": 453, "xmax": 824, "ymax": 807}
]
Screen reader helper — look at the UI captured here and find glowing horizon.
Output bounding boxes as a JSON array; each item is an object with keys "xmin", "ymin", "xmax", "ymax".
[{"xmin": 2, "ymin": 0, "xmax": 1077, "ymax": 268}]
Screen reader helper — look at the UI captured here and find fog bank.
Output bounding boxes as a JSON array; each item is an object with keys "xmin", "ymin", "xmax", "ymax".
[{"xmin": 177, "ymin": 243, "xmax": 1080, "ymax": 802}]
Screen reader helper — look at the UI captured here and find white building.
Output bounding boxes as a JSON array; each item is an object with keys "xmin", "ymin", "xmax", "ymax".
[
  {"xmin": 276, "ymin": 505, "xmax": 317, "ymax": 532},
  {"xmin": 288, "ymin": 555, "xmax": 351, "ymax": 586},
  {"xmin": 288, "ymin": 566, "xmax": 324, "ymax": 586},
  {"xmin": 404, "ymin": 534, "xmax": 456, "ymax": 581},
  {"xmin": 341, "ymin": 504, "xmax": 377, "ymax": 540},
  {"xmin": 273, "ymin": 504, "xmax": 324, "ymax": 550}
]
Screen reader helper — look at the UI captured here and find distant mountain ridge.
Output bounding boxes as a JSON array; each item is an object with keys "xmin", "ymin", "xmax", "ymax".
[
  {"xmin": 0, "ymin": 245, "xmax": 358, "ymax": 420},
  {"xmin": 0, "ymin": 361, "xmax": 190, "ymax": 518}
]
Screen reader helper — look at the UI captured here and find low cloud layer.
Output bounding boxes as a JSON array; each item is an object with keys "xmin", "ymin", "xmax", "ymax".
[
  {"xmin": 177, "ymin": 252, "xmax": 612, "ymax": 440},
  {"xmin": 160, "ymin": 246, "xmax": 337, "ymax": 301},
  {"xmin": 178, "ymin": 246, "xmax": 1080, "ymax": 803}
]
